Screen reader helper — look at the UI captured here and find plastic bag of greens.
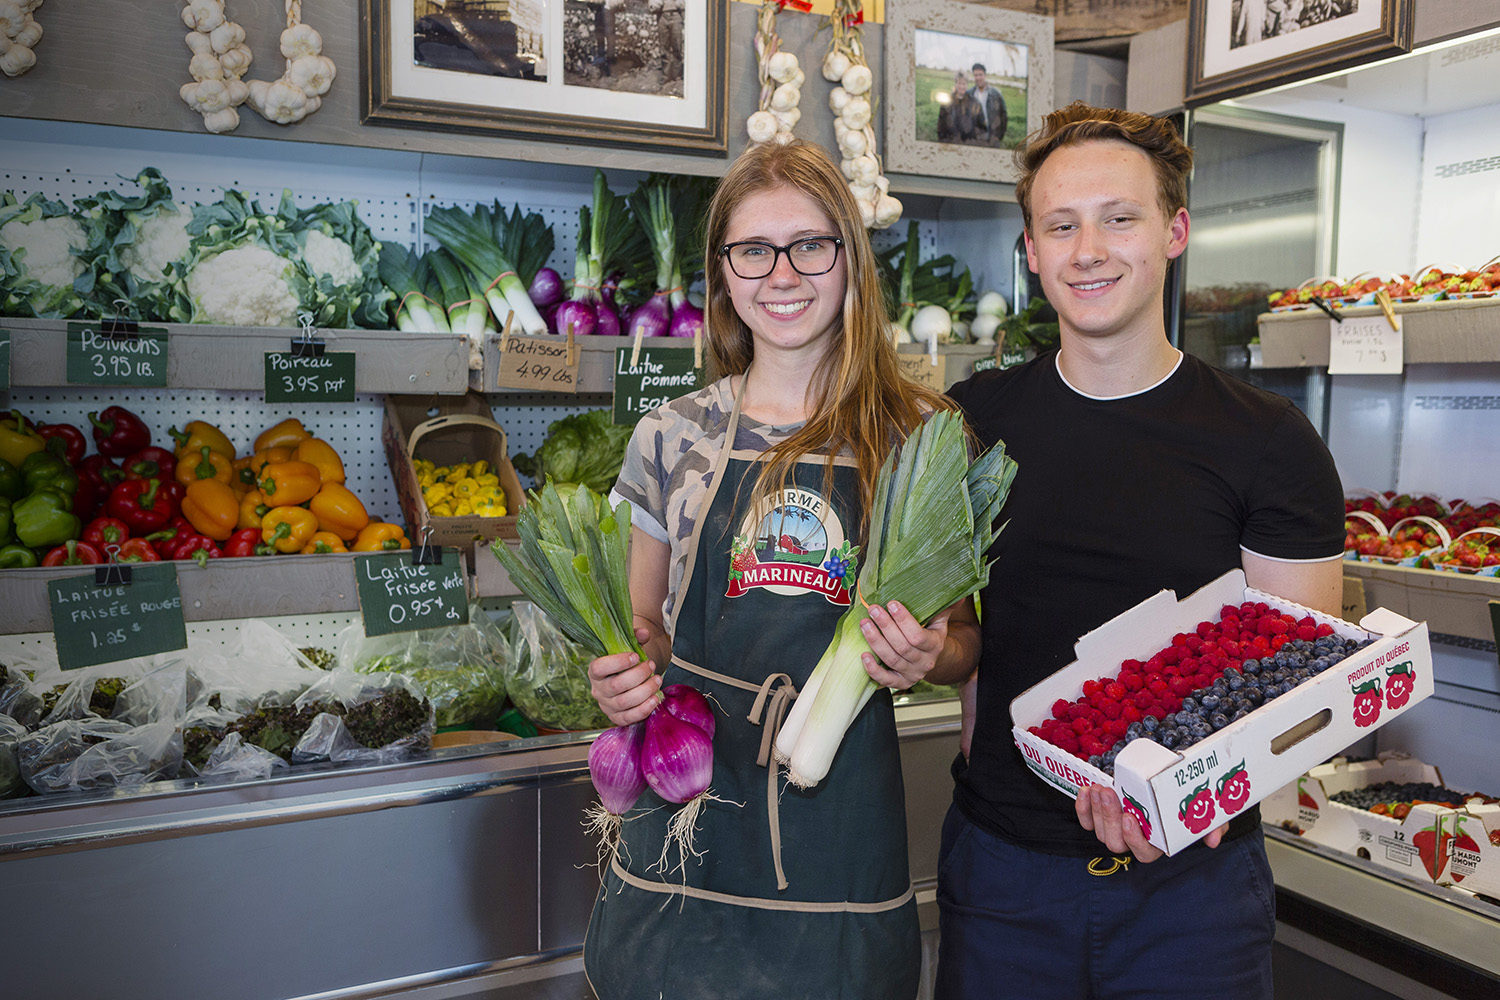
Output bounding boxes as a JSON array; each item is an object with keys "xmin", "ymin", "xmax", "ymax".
[
  {"xmin": 0, "ymin": 714, "xmax": 31, "ymax": 799},
  {"xmin": 0, "ymin": 665, "xmax": 44, "ymax": 730},
  {"xmin": 198, "ymin": 731, "xmax": 289, "ymax": 782},
  {"xmin": 505, "ymin": 602, "xmax": 609, "ymax": 732},
  {"xmin": 290, "ymin": 667, "xmax": 435, "ymax": 763},
  {"xmin": 186, "ymin": 621, "xmax": 325, "ymax": 715},
  {"xmin": 16, "ymin": 718, "xmax": 183, "ymax": 793},
  {"xmin": 340, "ymin": 618, "xmax": 509, "ymax": 730}
]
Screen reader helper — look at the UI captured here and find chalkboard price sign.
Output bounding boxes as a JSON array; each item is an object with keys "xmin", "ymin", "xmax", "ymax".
[
  {"xmin": 66, "ymin": 322, "xmax": 169, "ymax": 386},
  {"xmin": 612, "ymin": 346, "xmax": 701, "ymax": 425},
  {"xmin": 47, "ymin": 563, "xmax": 188, "ymax": 671},
  {"xmin": 264, "ymin": 350, "xmax": 357, "ymax": 402},
  {"xmin": 356, "ymin": 550, "xmax": 470, "ymax": 636}
]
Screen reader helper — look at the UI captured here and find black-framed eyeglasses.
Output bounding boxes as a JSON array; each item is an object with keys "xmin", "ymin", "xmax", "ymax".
[{"xmin": 720, "ymin": 237, "xmax": 844, "ymax": 279}]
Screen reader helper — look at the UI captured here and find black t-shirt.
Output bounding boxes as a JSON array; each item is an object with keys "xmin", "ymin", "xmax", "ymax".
[{"xmin": 946, "ymin": 350, "xmax": 1344, "ymax": 856}]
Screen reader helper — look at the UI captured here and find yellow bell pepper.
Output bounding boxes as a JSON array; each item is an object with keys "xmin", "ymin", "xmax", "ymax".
[
  {"xmin": 261, "ymin": 506, "xmax": 320, "ymax": 554},
  {"xmin": 254, "ymin": 417, "xmax": 311, "ymax": 452},
  {"xmin": 294, "ymin": 438, "xmax": 345, "ymax": 485},
  {"xmin": 352, "ymin": 522, "xmax": 410, "ymax": 552},
  {"xmin": 0, "ymin": 410, "xmax": 47, "ymax": 467},
  {"xmin": 170, "ymin": 420, "xmax": 237, "ymax": 461},
  {"xmin": 258, "ymin": 460, "xmax": 322, "ymax": 506},
  {"xmin": 302, "ymin": 531, "xmax": 348, "ymax": 554},
  {"xmin": 175, "ymin": 445, "xmax": 234, "ymax": 486},
  {"xmin": 238, "ymin": 489, "xmax": 271, "ymax": 531},
  {"xmin": 182, "ymin": 479, "xmax": 239, "ymax": 541},
  {"xmin": 308, "ymin": 482, "xmax": 370, "ymax": 541}
]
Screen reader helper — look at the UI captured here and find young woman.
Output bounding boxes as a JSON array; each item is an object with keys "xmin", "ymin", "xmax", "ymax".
[{"xmin": 582, "ymin": 139, "xmax": 980, "ymax": 999}]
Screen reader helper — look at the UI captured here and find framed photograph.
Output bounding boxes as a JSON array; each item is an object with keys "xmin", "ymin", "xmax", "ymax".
[
  {"xmin": 1186, "ymin": 0, "xmax": 1413, "ymax": 106},
  {"xmin": 361, "ymin": 0, "xmax": 729, "ymax": 156},
  {"xmin": 884, "ymin": 2, "xmax": 1053, "ymax": 185}
]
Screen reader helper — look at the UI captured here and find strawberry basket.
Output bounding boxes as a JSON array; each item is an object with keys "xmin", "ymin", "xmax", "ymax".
[{"xmin": 1426, "ymin": 526, "xmax": 1500, "ymax": 576}]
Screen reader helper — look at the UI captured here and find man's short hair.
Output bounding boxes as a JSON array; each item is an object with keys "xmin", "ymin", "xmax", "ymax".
[
  {"xmin": 1014, "ymin": 101, "xmax": 1193, "ymax": 229},
  {"xmin": 971, "ymin": 63, "xmax": 986, "ymax": 73}
]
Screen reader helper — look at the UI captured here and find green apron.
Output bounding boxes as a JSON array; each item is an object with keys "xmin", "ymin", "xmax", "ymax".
[{"xmin": 584, "ymin": 388, "xmax": 920, "ymax": 1000}]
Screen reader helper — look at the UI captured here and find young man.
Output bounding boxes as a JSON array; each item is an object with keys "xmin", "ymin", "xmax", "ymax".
[{"xmin": 936, "ymin": 102, "xmax": 1345, "ymax": 998}]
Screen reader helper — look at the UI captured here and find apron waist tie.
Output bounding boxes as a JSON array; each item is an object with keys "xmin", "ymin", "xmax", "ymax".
[{"xmin": 672, "ymin": 656, "xmax": 797, "ymax": 891}]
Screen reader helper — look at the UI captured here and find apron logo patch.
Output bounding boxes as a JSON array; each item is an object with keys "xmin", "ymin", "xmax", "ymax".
[{"xmin": 726, "ymin": 488, "xmax": 857, "ymax": 605}]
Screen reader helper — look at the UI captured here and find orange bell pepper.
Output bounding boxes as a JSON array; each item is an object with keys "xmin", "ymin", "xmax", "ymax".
[
  {"xmin": 352, "ymin": 522, "xmax": 410, "ymax": 552},
  {"xmin": 294, "ymin": 438, "xmax": 345, "ymax": 485},
  {"xmin": 238, "ymin": 488, "xmax": 272, "ymax": 531},
  {"xmin": 175, "ymin": 445, "xmax": 234, "ymax": 486},
  {"xmin": 261, "ymin": 505, "xmax": 319, "ymax": 553},
  {"xmin": 258, "ymin": 460, "xmax": 322, "ymax": 506},
  {"xmin": 182, "ymin": 479, "xmax": 239, "ymax": 541},
  {"xmin": 308, "ymin": 482, "xmax": 370, "ymax": 541},
  {"xmin": 170, "ymin": 420, "xmax": 236, "ymax": 461},
  {"xmin": 254, "ymin": 417, "xmax": 311, "ymax": 452},
  {"xmin": 301, "ymin": 531, "xmax": 348, "ymax": 554}
]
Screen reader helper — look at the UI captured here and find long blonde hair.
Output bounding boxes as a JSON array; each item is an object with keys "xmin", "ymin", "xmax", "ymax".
[{"xmin": 702, "ymin": 139, "xmax": 956, "ymax": 534}]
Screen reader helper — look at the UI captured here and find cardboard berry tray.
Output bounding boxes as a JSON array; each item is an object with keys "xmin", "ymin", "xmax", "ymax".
[
  {"xmin": 1440, "ymin": 802, "xmax": 1500, "ymax": 895},
  {"xmin": 1261, "ymin": 755, "xmax": 1456, "ymax": 883},
  {"xmin": 1009, "ymin": 569, "xmax": 1433, "ymax": 856}
]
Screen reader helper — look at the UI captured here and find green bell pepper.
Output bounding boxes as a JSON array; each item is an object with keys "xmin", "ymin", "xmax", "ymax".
[
  {"xmin": 0, "ymin": 457, "xmax": 24, "ymax": 501},
  {"xmin": 0, "ymin": 495, "xmax": 11, "ymax": 545},
  {"xmin": 0, "ymin": 543, "xmax": 38, "ymax": 568},
  {"xmin": 13, "ymin": 488, "xmax": 80, "ymax": 548},
  {"xmin": 20, "ymin": 450, "xmax": 79, "ymax": 498}
]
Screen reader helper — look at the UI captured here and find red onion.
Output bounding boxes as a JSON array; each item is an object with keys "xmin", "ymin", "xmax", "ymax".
[
  {"xmin": 528, "ymin": 267, "xmax": 564, "ymax": 308},
  {"xmin": 553, "ymin": 299, "xmax": 597, "ymax": 337},
  {"xmin": 588, "ymin": 722, "xmax": 647, "ymax": 817},
  {"xmin": 594, "ymin": 299, "xmax": 623, "ymax": 337},
  {"xmin": 661, "ymin": 684, "xmax": 715, "ymax": 739},
  {"xmin": 641, "ymin": 705, "xmax": 713, "ymax": 805},
  {"xmin": 628, "ymin": 291, "xmax": 673, "ymax": 340},
  {"xmin": 667, "ymin": 300, "xmax": 704, "ymax": 338}
]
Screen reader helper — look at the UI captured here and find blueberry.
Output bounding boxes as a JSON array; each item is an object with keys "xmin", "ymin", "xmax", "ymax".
[
  {"xmin": 1142, "ymin": 715, "xmax": 1160, "ymax": 733},
  {"xmin": 1126, "ymin": 721, "xmax": 1145, "ymax": 739},
  {"xmin": 1210, "ymin": 712, "xmax": 1230, "ymax": 729},
  {"xmin": 1227, "ymin": 674, "xmax": 1245, "ymax": 691},
  {"xmin": 1231, "ymin": 707, "xmax": 1249, "ymax": 721},
  {"xmin": 1180, "ymin": 697, "xmax": 1199, "ymax": 714},
  {"xmin": 1327, "ymin": 652, "xmax": 1345, "ymax": 665},
  {"xmin": 1160, "ymin": 729, "xmax": 1180, "ymax": 749},
  {"xmin": 1200, "ymin": 693, "xmax": 1221, "ymax": 711},
  {"xmin": 1242, "ymin": 659, "xmax": 1261, "ymax": 674},
  {"xmin": 1190, "ymin": 721, "xmax": 1213, "ymax": 739},
  {"xmin": 1244, "ymin": 687, "xmax": 1263, "ymax": 706},
  {"xmin": 1101, "ymin": 751, "xmax": 1117, "ymax": 768},
  {"xmin": 1113, "ymin": 740, "xmax": 1129, "ymax": 754},
  {"xmin": 1088, "ymin": 754, "xmax": 1104, "ymax": 769},
  {"xmin": 1160, "ymin": 713, "xmax": 1178, "ymax": 728}
]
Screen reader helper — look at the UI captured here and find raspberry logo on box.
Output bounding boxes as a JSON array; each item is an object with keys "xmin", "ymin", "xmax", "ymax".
[
  {"xmin": 1121, "ymin": 791, "xmax": 1153, "ymax": 841},
  {"xmin": 1384, "ymin": 660, "xmax": 1416, "ymax": 710},
  {"xmin": 1214, "ymin": 760, "xmax": 1252, "ymax": 815},
  {"xmin": 1351, "ymin": 676, "xmax": 1383, "ymax": 727},
  {"xmin": 1179, "ymin": 781, "xmax": 1216, "ymax": 834}
]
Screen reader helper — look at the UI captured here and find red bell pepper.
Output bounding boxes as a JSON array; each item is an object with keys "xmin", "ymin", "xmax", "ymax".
[
  {"xmin": 117, "ymin": 537, "xmax": 161, "ymax": 563},
  {"xmin": 158, "ymin": 479, "xmax": 186, "ymax": 516},
  {"xmin": 104, "ymin": 477, "xmax": 173, "ymax": 535},
  {"xmin": 222, "ymin": 527, "xmax": 271, "ymax": 558},
  {"xmin": 88, "ymin": 406, "xmax": 151, "ymax": 458},
  {"xmin": 123, "ymin": 446, "xmax": 177, "ymax": 482},
  {"xmin": 165, "ymin": 532, "xmax": 220, "ymax": 563},
  {"xmin": 74, "ymin": 455, "xmax": 124, "ymax": 522},
  {"xmin": 147, "ymin": 516, "xmax": 194, "ymax": 556},
  {"xmin": 82, "ymin": 516, "xmax": 132, "ymax": 550},
  {"xmin": 41, "ymin": 539, "xmax": 106, "ymax": 566},
  {"xmin": 36, "ymin": 422, "xmax": 87, "ymax": 465}
]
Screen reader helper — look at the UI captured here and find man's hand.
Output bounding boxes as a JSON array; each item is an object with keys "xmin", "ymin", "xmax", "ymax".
[{"xmin": 1076, "ymin": 785, "xmax": 1226, "ymax": 863}]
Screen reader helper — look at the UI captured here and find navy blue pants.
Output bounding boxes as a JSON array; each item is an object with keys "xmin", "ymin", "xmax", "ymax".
[{"xmin": 935, "ymin": 804, "xmax": 1276, "ymax": 1000}]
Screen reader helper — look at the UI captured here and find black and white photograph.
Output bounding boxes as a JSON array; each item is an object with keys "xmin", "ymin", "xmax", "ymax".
[
  {"xmin": 563, "ymin": 0, "xmax": 685, "ymax": 97},
  {"xmin": 1188, "ymin": 0, "xmax": 1410, "ymax": 105},
  {"xmin": 364, "ymin": 0, "xmax": 727, "ymax": 154},
  {"xmin": 412, "ymin": 0, "xmax": 548, "ymax": 81}
]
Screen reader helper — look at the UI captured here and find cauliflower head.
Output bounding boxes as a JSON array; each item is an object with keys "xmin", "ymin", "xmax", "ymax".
[
  {"xmin": 301, "ymin": 229, "xmax": 361, "ymax": 287},
  {"xmin": 121, "ymin": 207, "xmax": 193, "ymax": 283},
  {"xmin": 0, "ymin": 214, "xmax": 87, "ymax": 289},
  {"xmin": 186, "ymin": 245, "xmax": 302, "ymax": 327}
]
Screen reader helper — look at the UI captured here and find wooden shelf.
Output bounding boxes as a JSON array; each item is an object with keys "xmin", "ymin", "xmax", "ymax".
[
  {"xmin": 1256, "ymin": 298, "xmax": 1500, "ymax": 368},
  {"xmin": 2, "ymin": 319, "xmax": 470, "ymax": 394},
  {"xmin": 1342, "ymin": 559, "xmax": 1500, "ymax": 642}
]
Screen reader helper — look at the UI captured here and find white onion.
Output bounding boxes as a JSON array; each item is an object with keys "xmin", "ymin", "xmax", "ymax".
[
  {"xmin": 976, "ymin": 291, "xmax": 1009, "ymax": 318},
  {"xmin": 912, "ymin": 304, "xmax": 952, "ymax": 347},
  {"xmin": 971, "ymin": 312, "xmax": 1002, "ymax": 343}
]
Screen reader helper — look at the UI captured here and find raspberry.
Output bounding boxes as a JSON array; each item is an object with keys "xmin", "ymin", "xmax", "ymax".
[
  {"xmin": 1087, "ymin": 707, "xmax": 1105, "ymax": 725},
  {"xmin": 1160, "ymin": 647, "xmax": 1181, "ymax": 666},
  {"xmin": 1169, "ymin": 676, "xmax": 1193, "ymax": 697},
  {"xmin": 1082, "ymin": 679, "xmax": 1100, "ymax": 697},
  {"xmin": 1145, "ymin": 655, "xmax": 1165, "ymax": 673},
  {"xmin": 1081, "ymin": 737, "xmax": 1108, "ymax": 758},
  {"xmin": 1104, "ymin": 682, "xmax": 1126, "ymax": 701},
  {"xmin": 1315, "ymin": 623, "xmax": 1335, "ymax": 638},
  {"xmin": 1053, "ymin": 699, "xmax": 1073, "ymax": 720},
  {"xmin": 1108, "ymin": 719, "xmax": 1129, "ymax": 739},
  {"xmin": 1100, "ymin": 701, "xmax": 1123, "ymax": 720},
  {"xmin": 1071, "ymin": 717, "xmax": 1091, "ymax": 734},
  {"xmin": 1184, "ymin": 634, "xmax": 1204, "ymax": 654},
  {"xmin": 1197, "ymin": 620, "xmax": 1217, "ymax": 638},
  {"xmin": 1220, "ymin": 605, "xmax": 1241, "ymax": 620},
  {"xmin": 1123, "ymin": 673, "xmax": 1145, "ymax": 692},
  {"xmin": 1133, "ymin": 690, "xmax": 1154, "ymax": 710},
  {"xmin": 1178, "ymin": 656, "xmax": 1198, "ymax": 673},
  {"xmin": 1296, "ymin": 625, "xmax": 1317, "ymax": 641},
  {"xmin": 1120, "ymin": 659, "xmax": 1143, "ymax": 675},
  {"xmin": 1147, "ymin": 678, "xmax": 1168, "ymax": 695},
  {"xmin": 1122, "ymin": 704, "xmax": 1142, "ymax": 724},
  {"xmin": 1271, "ymin": 634, "xmax": 1288, "ymax": 651},
  {"xmin": 1029, "ymin": 726, "xmax": 1044, "ymax": 737},
  {"xmin": 1171, "ymin": 633, "xmax": 1189, "ymax": 647},
  {"xmin": 1219, "ymin": 638, "xmax": 1240, "ymax": 656}
]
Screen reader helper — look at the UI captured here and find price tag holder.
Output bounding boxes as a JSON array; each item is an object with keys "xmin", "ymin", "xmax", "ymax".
[
  {"xmin": 1327, "ymin": 314, "xmax": 1403, "ymax": 375},
  {"xmin": 897, "ymin": 354, "xmax": 942, "ymax": 388},
  {"xmin": 0, "ymin": 328, "xmax": 10, "ymax": 388},
  {"xmin": 264, "ymin": 350, "xmax": 357, "ymax": 402},
  {"xmin": 65, "ymin": 322, "xmax": 168, "ymax": 386},
  {"xmin": 612, "ymin": 346, "xmax": 702, "ymax": 425},
  {"xmin": 47, "ymin": 563, "xmax": 188, "ymax": 671},
  {"xmin": 495, "ymin": 333, "xmax": 580, "ymax": 392},
  {"xmin": 356, "ymin": 549, "xmax": 469, "ymax": 637}
]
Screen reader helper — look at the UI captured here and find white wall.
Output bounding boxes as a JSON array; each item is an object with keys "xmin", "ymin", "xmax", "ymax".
[{"xmin": 1416, "ymin": 105, "xmax": 1500, "ymax": 267}]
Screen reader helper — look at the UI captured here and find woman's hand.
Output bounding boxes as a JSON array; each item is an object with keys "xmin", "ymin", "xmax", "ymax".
[
  {"xmin": 588, "ymin": 625, "xmax": 663, "ymax": 726},
  {"xmin": 857, "ymin": 601, "xmax": 952, "ymax": 691}
]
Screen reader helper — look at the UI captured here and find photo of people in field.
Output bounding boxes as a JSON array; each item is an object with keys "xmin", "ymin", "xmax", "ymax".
[{"xmin": 913, "ymin": 28, "xmax": 1028, "ymax": 150}]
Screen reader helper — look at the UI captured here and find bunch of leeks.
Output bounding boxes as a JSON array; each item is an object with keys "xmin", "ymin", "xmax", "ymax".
[{"xmin": 774, "ymin": 410, "xmax": 1017, "ymax": 787}]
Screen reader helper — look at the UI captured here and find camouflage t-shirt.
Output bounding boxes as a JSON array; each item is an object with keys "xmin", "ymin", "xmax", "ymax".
[{"xmin": 609, "ymin": 377, "xmax": 804, "ymax": 629}]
